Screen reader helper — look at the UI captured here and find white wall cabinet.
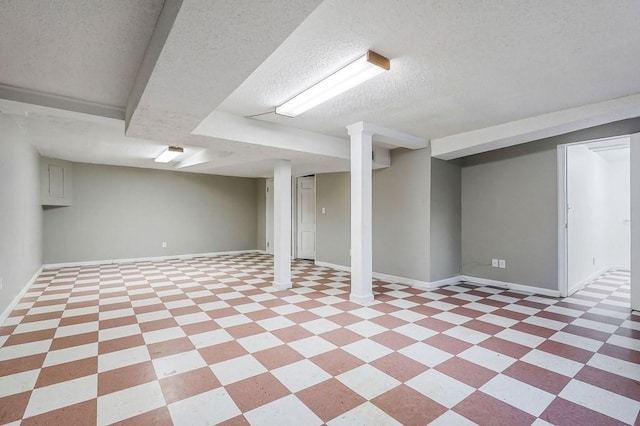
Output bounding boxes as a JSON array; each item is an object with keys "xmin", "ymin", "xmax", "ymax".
[{"xmin": 41, "ymin": 157, "xmax": 72, "ymax": 206}]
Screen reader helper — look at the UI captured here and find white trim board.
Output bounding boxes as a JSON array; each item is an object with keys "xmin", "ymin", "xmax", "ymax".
[
  {"xmin": 0, "ymin": 266, "xmax": 43, "ymax": 327},
  {"xmin": 43, "ymin": 250, "xmax": 262, "ymax": 270},
  {"xmin": 314, "ymin": 261, "xmax": 463, "ymax": 290},
  {"xmin": 462, "ymin": 275, "xmax": 561, "ymax": 298}
]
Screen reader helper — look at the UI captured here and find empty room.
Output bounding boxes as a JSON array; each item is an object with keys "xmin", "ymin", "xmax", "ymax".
[{"xmin": 1, "ymin": 1, "xmax": 639, "ymax": 425}]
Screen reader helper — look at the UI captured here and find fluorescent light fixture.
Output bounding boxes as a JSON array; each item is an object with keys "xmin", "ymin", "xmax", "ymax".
[
  {"xmin": 154, "ymin": 146, "xmax": 184, "ymax": 163},
  {"xmin": 275, "ymin": 50, "xmax": 390, "ymax": 117}
]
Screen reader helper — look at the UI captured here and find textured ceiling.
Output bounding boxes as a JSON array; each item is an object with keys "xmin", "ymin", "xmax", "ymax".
[
  {"xmin": 218, "ymin": 0, "xmax": 640, "ymax": 140},
  {"xmin": 2, "ymin": 0, "xmax": 640, "ymax": 178},
  {"xmin": 0, "ymin": 0, "xmax": 163, "ymax": 107}
]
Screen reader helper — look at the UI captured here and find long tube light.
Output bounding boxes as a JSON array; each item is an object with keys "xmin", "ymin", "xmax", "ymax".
[
  {"xmin": 154, "ymin": 146, "xmax": 184, "ymax": 163},
  {"xmin": 275, "ymin": 50, "xmax": 390, "ymax": 118}
]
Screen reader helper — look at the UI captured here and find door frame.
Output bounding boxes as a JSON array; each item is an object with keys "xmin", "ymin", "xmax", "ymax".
[
  {"xmin": 265, "ymin": 179, "xmax": 274, "ymax": 255},
  {"xmin": 295, "ymin": 175, "xmax": 316, "ymax": 260},
  {"xmin": 557, "ymin": 135, "xmax": 632, "ymax": 298}
]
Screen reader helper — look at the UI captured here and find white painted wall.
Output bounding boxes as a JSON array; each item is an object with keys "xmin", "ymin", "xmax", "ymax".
[
  {"xmin": 606, "ymin": 154, "xmax": 631, "ymax": 268},
  {"xmin": 567, "ymin": 144, "xmax": 631, "ymax": 292},
  {"xmin": 567, "ymin": 144, "xmax": 609, "ymax": 290},
  {"xmin": 631, "ymin": 135, "xmax": 640, "ymax": 311}
]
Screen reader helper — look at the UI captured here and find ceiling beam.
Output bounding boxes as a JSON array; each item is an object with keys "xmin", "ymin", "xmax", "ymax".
[
  {"xmin": 0, "ymin": 84, "xmax": 124, "ymax": 120},
  {"xmin": 346, "ymin": 121, "xmax": 428, "ymax": 150},
  {"xmin": 431, "ymin": 93, "xmax": 640, "ymax": 160}
]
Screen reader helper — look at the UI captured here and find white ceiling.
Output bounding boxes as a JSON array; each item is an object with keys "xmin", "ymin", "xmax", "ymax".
[
  {"xmin": 1, "ymin": 0, "xmax": 639, "ymax": 177},
  {"xmin": 219, "ymin": 0, "xmax": 640, "ymax": 139},
  {"xmin": 0, "ymin": 0, "xmax": 163, "ymax": 108}
]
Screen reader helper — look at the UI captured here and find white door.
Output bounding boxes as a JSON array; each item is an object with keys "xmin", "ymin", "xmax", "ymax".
[
  {"xmin": 266, "ymin": 179, "xmax": 274, "ymax": 255},
  {"xmin": 296, "ymin": 176, "xmax": 316, "ymax": 260}
]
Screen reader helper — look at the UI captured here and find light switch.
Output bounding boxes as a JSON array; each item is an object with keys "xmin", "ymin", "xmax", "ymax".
[{"xmin": 322, "ymin": 207, "xmax": 326, "ymax": 214}]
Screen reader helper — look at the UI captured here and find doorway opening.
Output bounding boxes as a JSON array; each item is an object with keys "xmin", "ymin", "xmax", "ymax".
[{"xmin": 558, "ymin": 136, "xmax": 631, "ymax": 300}]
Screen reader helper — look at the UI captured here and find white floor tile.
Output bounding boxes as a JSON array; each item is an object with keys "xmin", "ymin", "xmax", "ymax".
[
  {"xmin": 328, "ymin": 402, "xmax": 401, "ymax": 426},
  {"xmin": 188, "ymin": 328, "xmax": 233, "ymax": 349},
  {"xmin": 97, "ymin": 381, "xmax": 165, "ymax": 426},
  {"xmin": 215, "ymin": 314, "xmax": 252, "ymax": 328},
  {"xmin": 477, "ymin": 313, "xmax": 518, "ymax": 328},
  {"xmin": 24, "ymin": 375, "xmax": 97, "ymax": 419},
  {"xmin": 245, "ymin": 394, "xmax": 323, "ymax": 426},
  {"xmin": 443, "ymin": 326, "xmax": 490, "ymax": 345},
  {"xmin": 495, "ymin": 328, "xmax": 545, "ymax": 348},
  {"xmin": 168, "ymin": 387, "xmax": 240, "ymax": 425},
  {"xmin": 549, "ymin": 331, "xmax": 604, "ymax": 352},
  {"xmin": 428, "ymin": 410, "xmax": 478, "ymax": 425},
  {"xmin": 394, "ymin": 323, "xmax": 437, "ymax": 340},
  {"xmin": 406, "ymin": 369, "xmax": 474, "ymax": 408},
  {"xmin": 289, "ymin": 336, "xmax": 337, "ymax": 358},
  {"xmin": 54, "ymin": 321, "xmax": 99, "ymax": 338},
  {"xmin": 98, "ymin": 345, "xmax": 151, "ymax": 373},
  {"xmin": 481, "ymin": 374, "xmax": 554, "ymax": 416},
  {"xmin": 13, "ymin": 319, "xmax": 60, "ymax": 334},
  {"xmin": 153, "ymin": 350, "xmax": 206, "ymax": 378},
  {"xmin": 432, "ymin": 312, "xmax": 473, "ymax": 326},
  {"xmin": 345, "ymin": 320, "xmax": 388, "ymax": 338},
  {"xmin": 99, "ymin": 324, "xmax": 141, "ymax": 342},
  {"xmin": 560, "ymin": 380, "xmax": 640, "ymax": 424},
  {"xmin": 337, "ymin": 364, "xmax": 400, "ymax": 399},
  {"xmin": 301, "ymin": 318, "xmax": 341, "ymax": 335},
  {"xmin": 209, "ymin": 354, "xmax": 267, "ymax": 385},
  {"xmin": 399, "ymin": 342, "xmax": 453, "ymax": 367},
  {"xmin": 237, "ymin": 332, "xmax": 284, "ymax": 353},
  {"xmin": 43, "ymin": 342, "xmax": 97, "ymax": 367},
  {"xmin": 257, "ymin": 316, "xmax": 295, "ymax": 331},
  {"xmin": 342, "ymin": 339, "xmax": 393, "ymax": 362},
  {"xmin": 173, "ymin": 311, "xmax": 210, "ymax": 326},
  {"xmin": 0, "ymin": 369, "xmax": 40, "ymax": 398},
  {"xmin": 458, "ymin": 346, "xmax": 516, "ymax": 372},
  {"xmin": 587, "ymin": 353, "xmax": 640, "ymax": 381},
  {"xmin": 141, "ymin": 326, "xmax": 186, "ymax": 345},
  {"xmin": 271, "ymin": 359, "xmax": 331, "ymax": 393},
  {"xmin": 0, "ymin": 340, "xmax": 52, "ymax": 362},
  {"xmin": 521, "ymin": 349, "xmax": 583, "ymax": 377}
]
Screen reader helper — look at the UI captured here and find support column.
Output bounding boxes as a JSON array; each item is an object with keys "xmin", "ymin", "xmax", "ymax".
[
  {"xmin": 348, "ymin": 123, "xmax": 374, "ymax": 304},
  {"xmin": 273, "ymin": 160, "xmax": 292, "ymax": 289}
]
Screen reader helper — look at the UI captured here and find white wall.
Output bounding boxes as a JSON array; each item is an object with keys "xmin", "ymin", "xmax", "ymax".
[
  {"xmin": 606, "ymin": 154, "xmax": 631, "ymax": 268},
  {"xmin": 567, "ymin": 144, "xmax": 631, "ymax": 291},
  {"xmin": 631, "ymin": 135, "xmax": 640, "ymax": 312},
  {"xmin": 567, "ymin": 145, "xmax": 609, "ymax": 289},
  {"xmin": 0, "ymin": 114, "xmax": 43, "ymax": 314}
]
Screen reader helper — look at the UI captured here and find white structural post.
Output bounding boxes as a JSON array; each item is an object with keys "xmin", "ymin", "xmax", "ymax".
[
  {"xmin": 273, "ymin": 160, "xmax": 292, "ymax": 289},
  {"xmin": 348, "ymin": 123, "xmax": 374, "ymax": 304}
]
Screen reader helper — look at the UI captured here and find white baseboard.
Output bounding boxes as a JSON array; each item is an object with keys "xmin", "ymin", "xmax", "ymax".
[
  {"xmin": 0, "ymin": 265, "xmax": 43, "ymax": 326},
  {"xmin": 462, "ymin": 275, "xmax": 561, "ymax": 298},
  {"xmin": 568, "ymin": 267, "xmax": 610, "ymax": 296},
  {"xmin": 314, "ymin": 261, "xmax": 463, "ymax": 290},
  {"xmin": 43, "ymin": 250, "xmax": 262, "ymax": 270}
]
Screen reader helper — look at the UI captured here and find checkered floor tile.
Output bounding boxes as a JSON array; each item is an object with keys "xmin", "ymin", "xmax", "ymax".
[{"xmin": 0, "ymin": 254, "xmax": 638, "ymax": 425}]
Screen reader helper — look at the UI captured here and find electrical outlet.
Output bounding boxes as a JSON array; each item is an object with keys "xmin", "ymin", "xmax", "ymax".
[
  {"xmin": 492, "ymin": 259, "xmax": 499, "ymax": 268},
  {"xmin": 0, "ymin": 276, "xmax": 3, "ymax": 290},
  {"xmin": 162, "ymin": 242, "xmax": 167, "ymax": 248},
  {"xmin": 322, "ymin": 207, "xmax": 326, "ymax": 214},
  {"xmin": 499, "ymin": 259, "xmax": 506, "ymax": 269}
]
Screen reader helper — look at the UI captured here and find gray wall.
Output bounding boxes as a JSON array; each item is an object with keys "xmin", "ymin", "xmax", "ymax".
[
  {"xmin": 316, "ymin": 147, "xmax": 431, "ymax": 282},
  {"xmin": 461, "ymin": 118, "xmax": 640, "ymax": 290},
  {"xmin": 316, "ymin": 172, "xmax": 351, "ymax": 266},
  {"xmin": 430, "ymin": 158, "xmax": 462, "ymax": 281},
  {"xmin": 256, "ymin": 178, "xmax": 266, "ymax": 251},
  {"xmin": 43, "ymin": 163, "xmax": 258, "ymax": 263},
  {"xmin": 0, "ymin": 115, "xmax": 43, "ymax": 314}
]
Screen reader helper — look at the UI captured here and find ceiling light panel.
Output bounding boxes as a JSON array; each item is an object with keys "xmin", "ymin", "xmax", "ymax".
[{"xmin": 276, "ymin": 50, "xmax": 390, "ymax": 117}]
